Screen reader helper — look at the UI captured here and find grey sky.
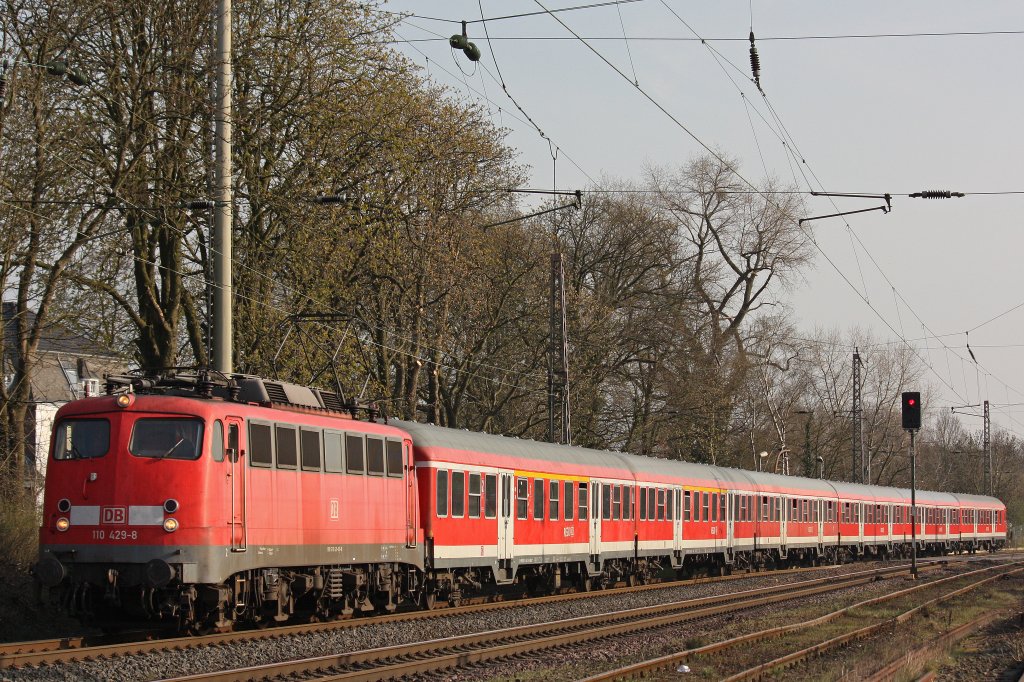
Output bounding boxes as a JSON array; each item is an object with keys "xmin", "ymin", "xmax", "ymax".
[{"xmin": 384, "ymin": 1, "xmax": 1024, "ymax": 435}]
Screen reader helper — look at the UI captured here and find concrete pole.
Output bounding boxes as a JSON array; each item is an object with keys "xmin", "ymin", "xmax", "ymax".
[{"xmin": 213, "ymin": 0, "xmax": 233, "ymax": 373}]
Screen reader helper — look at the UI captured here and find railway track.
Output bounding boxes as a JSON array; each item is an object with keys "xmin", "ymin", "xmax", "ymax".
[
  {"xmin": 581, "ymin": 559, "xmax": 1023, "ymax": 681},
  {"xmin": 0, "ymin": 555, "xmax": 925, "ymax": 669},
  {"xmin": 1, "ymin": 554, "xmax": 1007, "ymax": 678},
  {"xmin": 151, "ymin": 560, "xmax": 960, "ymax": 681}
]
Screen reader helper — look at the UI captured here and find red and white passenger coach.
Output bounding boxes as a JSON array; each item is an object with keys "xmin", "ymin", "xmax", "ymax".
[{"xmin": 35, "ymin": 372, "xmax": 1007, "ymax": 630}]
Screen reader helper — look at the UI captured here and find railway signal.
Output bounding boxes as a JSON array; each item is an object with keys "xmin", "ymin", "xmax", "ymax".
[
  {"xmin": 902, "ymin": 390, "xmax": 921, "ymax": 579},
  {"xmin": 902, "ymin": 391, "xmax": 921, "ymax": 430}
]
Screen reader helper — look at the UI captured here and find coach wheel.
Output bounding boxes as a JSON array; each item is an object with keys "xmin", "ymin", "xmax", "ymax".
[{"xmin": 423, "ymin": 591, "xmax": 437, "ymax": 609}]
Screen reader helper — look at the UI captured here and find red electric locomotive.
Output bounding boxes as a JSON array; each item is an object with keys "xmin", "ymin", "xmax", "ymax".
[
  {"xmin": 36, "ymin": 371, "xmax": 1008, "ymax": 631},
  {"xmin": 37, "ymin": 372, "xmax": 423, "ymax": 630}
]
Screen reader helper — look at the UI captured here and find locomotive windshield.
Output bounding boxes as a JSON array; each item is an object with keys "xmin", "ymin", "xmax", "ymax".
[
  {"xmin": 53, "ymin": 419, "xmax": 110, "ymax": 460},
  {"xmin": 129, "ymin": 418, "xmax": 205, "ymax": 460}
]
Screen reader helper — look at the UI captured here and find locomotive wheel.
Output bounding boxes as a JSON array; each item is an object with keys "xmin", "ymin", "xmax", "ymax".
[{"xmin": 423, "ymin": 591, "xmax": 437, "ymax": 610}]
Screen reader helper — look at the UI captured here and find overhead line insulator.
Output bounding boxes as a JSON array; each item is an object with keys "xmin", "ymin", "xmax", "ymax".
[
  {"xmin": 749, "ymin": 31, "xmax": 762, "ymax": 91},
  {"xmin": 909, "ymin": 190, "xmax": 965, "ymax": 199}
]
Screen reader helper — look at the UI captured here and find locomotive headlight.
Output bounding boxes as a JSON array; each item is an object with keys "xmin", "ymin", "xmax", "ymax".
[
  {"xmin": 163, "ymin": 498, "xmax": 179, "ymax": 514},
  {"xmin": 116, "ymin": 394, "xmax": 133, "ymax": 408},
  {"xmin": 162, "ymin": 517, "xmax": 179, "ymax": 533},
  {"xmin": 55, "ymin": 517, "xmax": 70, "ymax": 532},
  {"xmin": 57, "ymin": 498, "xmax": 72, "ymax": 513}
]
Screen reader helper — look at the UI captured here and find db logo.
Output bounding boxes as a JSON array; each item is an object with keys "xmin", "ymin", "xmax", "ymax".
[
  {"xmin": 101, "ymin": 506, "xmax": 127, "ymax": 524},
  {"xmin": 329, "ymin": 499, "xmax": 339, "ymax": 520}
]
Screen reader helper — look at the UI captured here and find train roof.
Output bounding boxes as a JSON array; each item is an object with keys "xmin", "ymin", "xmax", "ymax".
[{"xmin": 397, "ymin": 420, "xmax": 1003, "ymax": 507}]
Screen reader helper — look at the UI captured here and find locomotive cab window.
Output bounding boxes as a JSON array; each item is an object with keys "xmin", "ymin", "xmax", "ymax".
[
  {"xmin": 366, "ymin": 436, "xmax": 384, "ymax": 476},
  {"xmin": 386, "ymin": 440, "xmax": 403, "ymax": 478},
  {"xmin": 54, "ymin": 418, "xmax": 110, "ymax": 460},
  {"xmin": 212, "ymin": 420, "xmax": 225, "ymax": 462},
  {"xmin": 130, "ymin": 418, "xmax": 205, "ymax": 460},
  {"xmin": 276, "ymin": 425, "xmax": 297, "ymax": 469},
  {"xmin": 324, "ymin": 431, "xmax": 344, "ymax": 473}
]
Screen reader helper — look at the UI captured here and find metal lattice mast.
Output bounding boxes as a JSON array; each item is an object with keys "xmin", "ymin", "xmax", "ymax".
[
  {"xmin": 983, "ymin": 399, "xmax": 991, "ymax": 495},
  {"xmin": 852, "ymin": 349, "xmax": 864, "ymax": 483},
  {"xmin": 548, "ymin": 252, "xmax": 571, "ymax": 445}
]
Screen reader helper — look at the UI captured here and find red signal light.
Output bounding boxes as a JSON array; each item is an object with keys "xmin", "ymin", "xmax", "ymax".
[{"xmin": 908, "ymin": 398, "xmax": 916, "ymax": 406}]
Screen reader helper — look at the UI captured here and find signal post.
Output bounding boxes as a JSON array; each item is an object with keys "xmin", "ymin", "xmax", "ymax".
[{"xmin": 902, "ymin": 391, "xmax": 921, "ymax": 579}]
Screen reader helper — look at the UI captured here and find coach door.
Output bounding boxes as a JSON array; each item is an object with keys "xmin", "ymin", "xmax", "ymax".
[
  {"xmin": 498, "ymin": 473, "xmax": 514, "ymax": 562},
  {"xmin": 590, "ymin": 482, "xmax": 602, "ymax": 559},
  {"xmin": 778, "ymin": 496, "xmax": 787, "ymax": 548},
  {"xmin": 675, "ymin": 487, "xmax": 684, "ymax": 554},
  {"xmin": 725, "ymin": 490, "xmax": 733, "ymax": 551},
  {"xmin": 227, "ymin": 417, "xmax": 246, "ymax": 552}
]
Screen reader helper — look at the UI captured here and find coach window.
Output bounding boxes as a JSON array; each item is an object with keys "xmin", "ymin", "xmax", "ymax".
[
  {"xmin": 665, "ymin": 490, "xmax": 673, "ymax": 521},
  {"xmin": 640, "ymin": 487, "xmax": 648, "ymax": 520},
  {"xmin": 612, "ymin": 485, "xmax": 621, "ymax": 520},
  {"xmin": 624, "ymin": 486, "xmax": 633, "ymax": 520},
  {"xmin": 485, "ymin": 474, "xmax": 497, "ymax": 519},
  {"xmin": 697, "ymin": 491, "xmax": 706, "ymax": 523},
  {"xmin": 366, "ymin": 436, "xmax": 385, "ymax": 476},
  {"xmin": 549, "ymin": 480, "xmax": 560, "ymax": 520},
  {"xmin": 651, "ymin": 488, "xmax": 659, "ymax": 521},
  {"xmin": 346, "ymin": 434, "xmax": 365, "ymax": 474},
  {"xmin": 683, "ymin": 490, "xmax": 691, "ymax": 522},
  {"xmin": 469, "ymin": 473, "xmax": 481, "ymax": 518},
  {"xmin": 249, "ymin": 422, "xmax": 273, "ymax": 467},
  {"xmin": 710, "ymin": 493, "xmax": 718, "ymax": 522},
  {"xmin": 578, "ymin": 482, "xmax": 588, "ymax": 520},
  {"xmin": 324, "ymin": 431, "xmax": 344, "ymax": 473},
  {"xmin": 386, "ymin": 440, "xmax": 403, "ymax": 478},
  {"xmin": 300, "ymin": 428, "xmax": 321, "ymax": 471},
  {"xmin": 451, "ymin": 471, "xmax": 465, "ymax": 518},
  {"xmin": 436, "ymin": 470, "xmax": 449, "ymax": 517},
  {"xmin": 656, "ymin": 488, "xmax": 665, "ymax": 521},
  {"xmin": 719, "ymin": 493, "xmax": 726, "ymax": 522},
  {"xmin": 517, "ymin": 478, "xmax": 529, "ymax": 520},
  {"xmin": 534, "ymin": 479, "xmax": 545, "ymax": 520},
  {"xmin": 564, "ymin": 481, "xmax": 574, "ymax": 521},
  {"xmin": 602, "ymin": 484, "xmax": 611, "ymax": 521}
]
